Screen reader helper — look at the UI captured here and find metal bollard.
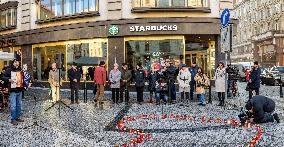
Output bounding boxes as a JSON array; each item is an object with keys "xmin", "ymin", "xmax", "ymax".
[
  {"xmin": 84, "ymin": 80, "xmax": 87, "ymax": 103},
  {"xmin": 208, "ymin": 80, "xmax": 212, "ymax": 103},
  {"xmin": 280, "ymin": 77, "xmax": 283, "ymax": 98}
]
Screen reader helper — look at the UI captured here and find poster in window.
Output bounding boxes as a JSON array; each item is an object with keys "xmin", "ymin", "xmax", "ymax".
[{"xmin": 11, "ymin": 71, "xmax": 23, "ymax": 88}]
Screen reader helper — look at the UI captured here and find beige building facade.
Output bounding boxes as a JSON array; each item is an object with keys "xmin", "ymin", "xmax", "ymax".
[
  {"xmin": 0, "ymin": 0, "xmax": 235, "ymax": 83},
  {"xmin": 232, "ymin": 0, "xmax": 284, "ymax": 68}
]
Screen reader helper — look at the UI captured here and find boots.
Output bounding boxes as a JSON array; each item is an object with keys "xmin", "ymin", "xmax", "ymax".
[{"xmin": 217, "ymin": 95, "xmax": 222, "ymax": 106}]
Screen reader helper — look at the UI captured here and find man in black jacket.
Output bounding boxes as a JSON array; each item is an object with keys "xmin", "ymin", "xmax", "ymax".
[
  {"xmin": 2, "ymin": 59, "xmax": 25, "ymax": 125},
  {"xmin": 248, "ymin": 61, "xmax": 261, "ymax": 99},
  {"xmin": 245, "ymin": 95, "xmax": 280, "ymax": 124},
  {"xmin": 120, "ymin": 63, "xmax": 132, "ymax": 104},
  {"xmin": 68, "ymin": 62, "xmax": 81, "ymax": 104},
  {"xmin": 165, "ymin": 59, "xmax": 178, "ymax": 104}
]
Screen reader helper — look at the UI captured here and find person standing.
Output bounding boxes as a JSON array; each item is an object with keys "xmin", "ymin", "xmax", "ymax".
[
  {"xmin": 94, "ymin": 61, "xmax": 107, "ymax": 103},
  {"xmin": 22, "ymin": 64, "xmax": 32, "ymax": 100},
  {"xmin": 68, "ymin": 62, "xmax": 81, "ymax": 104},
  {"xmin": 165, "ymin": 60, "xmax": 177, "ymax": 104},
  {"xmin": 189, "ymin": 62, "xmax": 197, "ymax": 100},
  {"xmin": 194, "ymin": 67, "xmax": 209, "ymax": 106},
  {"xmin": 120, "ymin": 63, "xmax": 132, "ymax": 103},
  {"xmin": 155, "ymin": 74, "xmax": 168, "ymax": 105},
  {"xmin": 214, "ymin": 62, "xmax": 226, "ymax": 106},
  {"xmin": 148, "ymin": 66, "xmax": 159, "ymax": 103},
  {"xmin": 134, "ymin": 63, "xmax": 146, "ymax": 105},
  {"xmin": 48, "ymin": 63, "xmax": 62, "ymax": 103},
  {"xmin": 109, "ymin": 63, "xmax": 121, "ymax": 104},
  {"xmin": 248, "ymin": 61, "xmax": 261, "ymax": 99},
  {"xmin": 177, "ymin": 64, "xmax": 191, "ymax": 103},
  {"xmin": 2, "ymin": 60, "xmax": 25, "ymax": 125}
]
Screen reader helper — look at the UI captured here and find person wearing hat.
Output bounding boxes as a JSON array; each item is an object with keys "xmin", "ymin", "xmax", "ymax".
[
  {"xmin": 68, "ymin": 62, "xmax": 81, "ymax": 104},
  {"xmin": 189, "ymin": 62, "xmax": 198, "ymax": 100},
  {"xmin": 215, "ymin": 62, "xmax": 226, "ymax": 106},
  {"xmin": 109, "ymin": 63, "xmax": 121, "ymax": 104},
  {"xmin": 177, "ymin": 64, "xmax": 191, "ymax": 102}
]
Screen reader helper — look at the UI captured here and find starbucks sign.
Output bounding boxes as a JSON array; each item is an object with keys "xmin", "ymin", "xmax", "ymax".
[
  {"xmin": 108, "ymin": 25, "xmax": 119, "ymax": 35},
  {"xmin": 130, "ymin": 25, "xmax": 178, "ymax": 32}
]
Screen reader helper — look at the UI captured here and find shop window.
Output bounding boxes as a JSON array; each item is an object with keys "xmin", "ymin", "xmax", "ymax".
[
  {"xmin": 38, "ymin": 0, "xmax": 99, "ymax": 20},
  {"xmin": 126, "ymin": 39, "xmax": 184, "ymax": 71},
  {"xmin": 172, "ymin": 0, "xmax": 185, "ymax": 7},
  {"xmin": 157, "ymin": 0, "xmax": 170, "ymax": 7},
  {"xmin": 33, "ymin": 39, "xmax": 107, "ymax": 81},
  {"xmin": 0, "ymin": 8, "xmax": 17, "ymax": 29}
]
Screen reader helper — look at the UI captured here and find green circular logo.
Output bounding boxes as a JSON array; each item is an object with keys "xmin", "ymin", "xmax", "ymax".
[{"xmin": 108, "ymin": 25, "xmax": 119, "ymax": 35}]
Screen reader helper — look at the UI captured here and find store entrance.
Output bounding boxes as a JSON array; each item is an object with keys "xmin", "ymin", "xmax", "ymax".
[{"xmin": 185, "ymin": 35, "xmax": 215, "ymax": 78}]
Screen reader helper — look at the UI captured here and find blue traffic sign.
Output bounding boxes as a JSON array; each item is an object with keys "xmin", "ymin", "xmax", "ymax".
[{"xmin": 220, "ymin": 8, "xmax": 230, "ymax": 28}]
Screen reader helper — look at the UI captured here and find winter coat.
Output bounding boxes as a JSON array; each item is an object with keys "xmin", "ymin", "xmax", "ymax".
[
  {"xmin": 94, "ymin": 66, "xmax": 106, "ymax": 85},
  {"xmin": 189, "ymin": 66, "xmax": 198, "ymax": 83},
  {"xmin": 155, "ymin": 74, "xmax": 168, "ymax": 95},
  {"xmin": 109, "ymin": 69, "xmax": 121, "ymax": 89},
  {"xmin": 148, "ymin": 70, "xmax": 159, "ymax": 92},
  {"xmin": 121, "ymin": 68, "xmax": 132, "ymax": 86},
  {"xmin": 249, "ymin": 67, "xmax": 261, "ymax": 89},
  {"xmin": 214, "ymin": 67, "xmax": 226, "ymax": 92},
  {"xmin": 2, "ymin": 66, "xmax": 24, "ymax": 92},
  {"xmin": 165, "ymin": 65, "xmax": 177, "ymax": 83},
  {"xmin": 245, "ymin": 95, "xmax": 275, "ymax": 123},
  {"xmin": 48, "ymin": 69, "xmax": 62, "ymax": 88},
  {"xmin": 194, "ymin": 73, "xmax": 209, "ymax": 94},
  {"xmin": 177, "ymin": 69, "xmax": 191, "ymax": 89},
  {"xmin": 68, "ymin": 67, "xmax": 81, "ymax": 89},
  {"xmin": 134, "ymin": 69, "xmax": 146, "ymax": 87}
]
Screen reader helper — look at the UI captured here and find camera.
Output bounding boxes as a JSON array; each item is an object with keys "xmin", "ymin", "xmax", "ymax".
[{"xmin": 238, "ymin": 108, "xmax": 253, "ymax": 125}]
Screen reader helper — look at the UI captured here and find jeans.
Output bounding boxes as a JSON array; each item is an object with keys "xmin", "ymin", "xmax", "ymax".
[
  {"xmin": 9, "ymin": 92, "xmax": 22, "ymax": 121},
  {"xmin": 197, "ymin": 94, "xmax": 206, "ymax": 105},
  {"xmin": 155, "ymin": 92, "xmax": 168, "ymax": 103},
  {"xmin": 190, "ymin": 81, "xmax": 196, "ymax": 99},
  {"xmin": 168, "ymin": 83, "xmax": 176, "ymax": 101},
  {"xmin": 249, "ymin": 88, "xmax": 260, "ymax": 99}
]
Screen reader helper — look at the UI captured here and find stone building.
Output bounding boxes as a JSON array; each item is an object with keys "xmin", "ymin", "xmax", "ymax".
[
  {"xmin": 0, "ymin": 0, "xmax": 235, "ymax": 86},
  {"xmin": 232, "ymin": 0, "xmax": 284, "ymax": 68}
]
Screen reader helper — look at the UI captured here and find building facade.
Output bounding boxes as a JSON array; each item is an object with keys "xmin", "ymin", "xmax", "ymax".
[
  {"xmin": 0, "ymin": 0, "xmax": 235, "ymax": 84},
  {"xmin": 232, "ymin": 0, "xmax": 284, "ymax": 68}
]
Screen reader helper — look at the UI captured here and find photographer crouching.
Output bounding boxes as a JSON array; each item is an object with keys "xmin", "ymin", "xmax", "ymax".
[{"xmin": 239, "ymin": 95, "xmax": 280, "ymax": 124}]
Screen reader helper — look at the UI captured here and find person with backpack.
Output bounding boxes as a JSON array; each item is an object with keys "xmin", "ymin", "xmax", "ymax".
[{"xmin": 134, "ymin": 63, "xmax": 146, "ymax": 105}]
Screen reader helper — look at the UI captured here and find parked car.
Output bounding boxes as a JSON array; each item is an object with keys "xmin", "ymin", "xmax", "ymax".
[{"xmin": 262, "ymin": 66, "xmax": 284, "ymax": 86}]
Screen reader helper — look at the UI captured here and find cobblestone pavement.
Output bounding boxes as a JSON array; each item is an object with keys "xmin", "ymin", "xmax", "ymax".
[{"xmin": 0, "ymin": 82, "xmax": 283, "ymax": 146}]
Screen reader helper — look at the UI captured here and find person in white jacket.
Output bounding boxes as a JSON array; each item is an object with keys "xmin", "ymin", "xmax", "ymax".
[
  {"xmin": 214, "ymin": 62, "xmax": 226, "ymax": 106},
  {"xmin": 177, "ymin": 64, "xmax": 191, "ymax": 102}
]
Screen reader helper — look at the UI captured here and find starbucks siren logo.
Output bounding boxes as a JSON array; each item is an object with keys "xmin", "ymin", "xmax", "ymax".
[{"xmin": 108, "ymin": 25, "xmax": 119, "ymax": 35}]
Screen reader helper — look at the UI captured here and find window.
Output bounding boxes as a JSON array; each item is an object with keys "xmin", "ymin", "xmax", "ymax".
[
  {"xmin": 33, "ymin": 39, "xmax": 107, "ymax": 81},
  {"xmin": 172, "ymin": 0, "xmax": 185, "ymax": 7},
  {"xmin": 126, "ymin": 39, "xmax": 184, "ymax": 70},
  {"xmin": 0, "ymin": 8, "xmax": 17, "ymax": 29},
  {"xmin": 38, "ymin": 0, "xmax": 98, "ymax": 20},
  {"xmin": 157, "ymin": 0, "xmax": 170, "ymax": 7}
]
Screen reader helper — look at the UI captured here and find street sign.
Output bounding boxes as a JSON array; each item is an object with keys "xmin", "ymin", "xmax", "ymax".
[
  {"xmin": 221, "ymin": 26, "xmax": 231, "ymax": 53},
  {"xmin": 220, "ymin": 8, "xmax": 230, "ymax": 28}
]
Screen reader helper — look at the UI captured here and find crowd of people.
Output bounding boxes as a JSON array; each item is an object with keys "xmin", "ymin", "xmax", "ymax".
[{"xmin": 0, "ymin": 58, "xmax": 281, "ymax": 125}]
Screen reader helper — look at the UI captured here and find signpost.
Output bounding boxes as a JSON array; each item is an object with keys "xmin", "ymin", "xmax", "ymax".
[{"xmin": 220, "ymin": 8, "xmax": 231, "ymax": 107}]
